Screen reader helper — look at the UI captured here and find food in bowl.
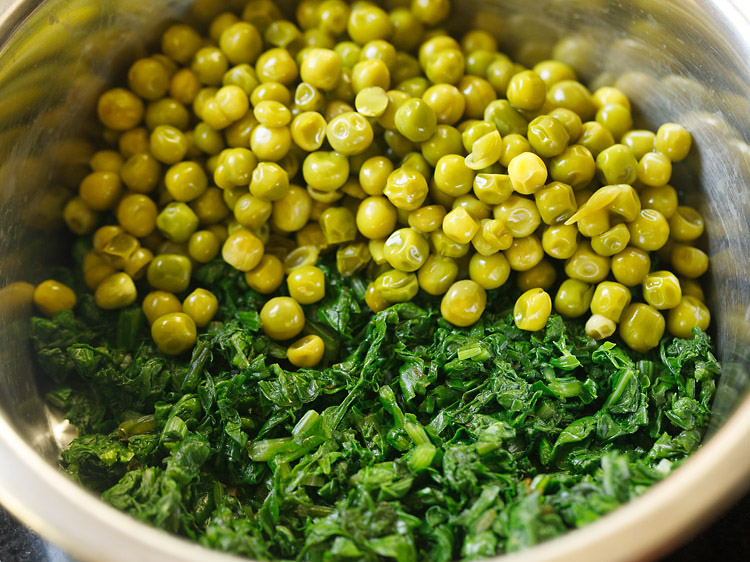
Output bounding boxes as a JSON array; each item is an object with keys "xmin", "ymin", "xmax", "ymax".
[{"xmin": 27, "ymin": 0, "xmax": 719, "ymax": 559}]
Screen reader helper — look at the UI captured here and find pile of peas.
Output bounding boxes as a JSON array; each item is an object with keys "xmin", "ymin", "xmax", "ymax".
[{"xmin": 32, "ymin": 0, "xmax": 711, "ymax": 362}]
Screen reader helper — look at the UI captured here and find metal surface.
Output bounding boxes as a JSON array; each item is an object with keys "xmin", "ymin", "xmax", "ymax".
[{"xmin": 0, "ymin": 1, "xmax": 749, "ymax": 561}]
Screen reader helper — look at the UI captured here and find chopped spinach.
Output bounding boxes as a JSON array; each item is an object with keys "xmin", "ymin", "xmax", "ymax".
[{"xmin": 32, "ymin": 260, "xmax": 720, "ymax": 561}]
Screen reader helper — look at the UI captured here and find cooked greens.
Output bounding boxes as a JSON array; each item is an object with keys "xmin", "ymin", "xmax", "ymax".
[{"xmin": 31, "ymin": 258, "xmax": 719, "ymax": 561}]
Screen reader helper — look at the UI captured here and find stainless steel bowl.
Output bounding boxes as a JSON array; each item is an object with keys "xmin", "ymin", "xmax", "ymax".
[{"xmin": 1, "ymin": 1, "xmax": 749, "ymax": 561}]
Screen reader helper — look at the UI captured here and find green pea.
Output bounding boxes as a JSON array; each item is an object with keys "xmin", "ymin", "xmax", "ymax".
[
  {"xmin": 527, "ymin": 115, "xmax": 570, "ymax": 158},
  {"xmin": 156, "ymin": 202, "xmax": 199, "ymax": 243},
  {"xmin": 596, "ymin": 144, "xmax": 638, "ymax": 185},
  {"xmin": 483, "ymin": 99, "xmax": 528, "ymax": 136},
  {"xmin": 395, "ymin": 97, "xmax": 437, "ymax": 143},
  {"xmin": 147, "ymin": 254, "xmax": 192, "ymax": 293},
  {"xmin": 303, "ymin": 151, "xmax": 350, "ymax": 192},
  {"xmin": 421, "ymin": 125, "xmax": 464, "ymax": 166}
]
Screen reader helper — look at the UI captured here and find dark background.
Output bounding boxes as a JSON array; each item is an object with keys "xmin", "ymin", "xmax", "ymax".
[{"xmin": 1, "ymin": 493, "xmax": 748, "ymax": 561}]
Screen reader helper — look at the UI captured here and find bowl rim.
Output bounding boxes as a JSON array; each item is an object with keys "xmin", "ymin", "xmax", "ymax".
[{"xmin": 1, "ymin": 0, "xmax": 750, "ymax": 560}]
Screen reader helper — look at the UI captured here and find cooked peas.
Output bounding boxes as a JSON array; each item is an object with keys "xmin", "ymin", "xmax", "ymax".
[
  {"xmin": 301, "ymin": 48, "xmax": 342, "ymax": 91},
  {"xmin": 442, "ymin": 207, "xmax": 479, "ymax": 245},
  {"xmin": 117, "ymin": 194, "xmax": 158, "ymax": 238},
  {"xmin": 534, "ymin": 181, "xmax": 577, "ymax": 225},
  {"xmin": 250, "ymin": 162, "xmax": 290, "ymax": 201},
  {"xmin": 565, "ymin": 242, "xmax": 610, "ymax": 284},
  {"xmin": 119, "ymin": 128, "xmax": 150, "ymax": 157},
  {"xmin": 637, "ymin": 152, "xmax": 672, "ymax": 187},
  {"xmin": 494, "ymin": 195, "xmax": 541, "ymax": 238},
  {"xmin": 411, "ymin": 0, "xmax": 451, "ymax": 26},
  {"xmin": 484, "ymin": 100, "xmax": 528, "ymax": 137},
  {"xmin": 473, "ymin": 173, "xmax": 513, "ymax": 206},
  {"xmin": 287, "ymin": 265, "xmax": 326, "ymax": 304},
  {"xmin": 611, "ymin": 246, "xmax": 651, "ymax": 287},
  {"xmin": 222, "ymin": 228, "xmax": 265, "ymax": 272},
  {"xmin": 97, "ymin": 88, "xmax": 144, "ymax": 130},
  {"xmin": 384, "ymin": 167, "xmax": 429, "ymax": 210},
  {"xmin": 360, "ymin": 156, "xmax": 393, "ymax": 196},
  {"xmin": 585, "ymin": 314, "xmax": 617, "ymax": 340},
  {"xmin": 375, "ymin": 269, "xmax": 419, "ymax": 302},
  {"xmin": 596, "ymin": 104, "xmax": 633, "ymax": 140},
  {"xmin": 147, "ymin": 254, "xmax": 192, "ymax": 293},
  {"xmin": 244, "ymin": 254, "xmax": 285, "ymax": 295},
  {"xmin": 157, "ymin": 202, "xmax": 199, "ymax": 243},
  {"xmin": 655, "ymin": 123, "xmax": 692, "ymax": 162},
  {"xmin": 555, "ymin": 279, "xmax": 594, "ymax": 318},
  {"xmin": 417, "ymin": 254, "xmax": 458, "ymax": 295},
  {"xmin": 165, "ymin": 161, "xmax": 208, "ymax": 201},
  {"xmin": 384, "ymin": 228, "xmax": 429, "ymax": 272},
  {"xmin": 356, "ymin": 197, "xmax": 397, "ymax": 239},
  {"xmin": 619, "ymin": 303, "xmax": 665, "ymax": 353},
  {"xmin": 596, "ymin": 144, "xmax": 638, "ymax": 185},
  {"xmin": 120, "ymin": 241, "xmax": 152, "ymax": 274},
  {"xmin": 590, "ymin": 281, "xmax": 631, "ymax": 322},
  {"xmin": 641, "ymin": 184, "xmax": 678, "ymax": 219},
  {"xmin": 395, "ymin": 98, "xmax": 436, "ymax": 143},
  {"xmin": 79, "ymin": 172, "xmax": 122, "ymax": 211},
  {"xmin": 517, "ymin": 260, "xmax": 557, "ymax": 292},
  {"xmin": 642, "ymin": 270, "xmax": 682, "ymax": 310},
  {"xmin": 142, "ymin": 291, "xmax": 181, "ymax": 325},
  {"xmin": 273, "ymin": 186, "xmax": 313, "ymax": 233},
  {"xmin": 63, "ymin": 197, "xmax": 98, "ymax": 236},
  {"xmin": 291, "ymin": 112, "xmax": 328, "ymax": 152},
  {"xmin": 151, "ymin": 312, "xmax": 197, "ymax": 355},
  {"xmin": 250, "ymin": 124, "xmax": 292, "ymax": 161},
  {"xmin": 70, "ymin": 1, "xmax": 705, "ymax": 355},
  {"xmin": 669, "ymin": 206, "xmax": 705, "ymax": 242},
  {"xmin": 507, "ymin": 70, "xmax": 546, "ymax": 112},
  {"xmin": 578, "ymin": 121, "xmax": 614, "ymax": 157},
  {"xmin": 472, "ymin": 218, "xmax": 513, "ymax": 255},
  {"xmin": 469, "ymin": 253, "xmax": 510, "ymax": 290},
  {"xmin": 355, "ymin": 86, "xmax": 389, "ymax": 117},
  {"xmin": 422, "ymin": 84, "xmax": 465, "ymax": 125},
  {"xmin": 351, "ymin": 59, "xmax": 390, "ymax": 93},
  {"xmin": 465, "ymin": 130, "xmax": 503, "ymax": 171},
  {"xmin": 628, "ymin": 209, "xmax": 670, "ymax": 252},
  {"xmin": 33, "ymin": 280, "xmax": 76, "ymax": 316},
  {"xmin": 424, "ymin": 48, "xmax": 464, "ymax": 85},
  {"xmin": 591, "ymin": 223, "xmax": 630, "ymax": 257},
  {"xmin": 326, "ymin": 112, "xmax": 374, "ymax": 155},
  {"xmin": 527, "ymin": 115, "xmax": 570, "ymax": 158},
  {"xmin": 514, "ymin": 288, "xmax": 552, "ymax": 331},
  {"xmin": 441, "ymin": 280, "xmax": 486, "ymax": 327},
  {"xmin": 303, "ymin": 151, "xmax": 350, "ymax": 192},
  {"xmin": 220, "ymin": 22, "xmax": 262, "ymax": 65},
  {"xmin": 459, "ymin": 76, "xmax": 497, "ymax": 120},
  {"xmin": 188, "ymin": 230, "xmax": 220, "ymax": 263},
  {"xmin": 434, "ymin": 154, "xmax": 474, "ymax": 197},
  {"xmin": 462, "ymin": 121, "xmax": 496, "ymax": 152},
  {"xmin": 508, "ymin": 152, "xmax": 547, "ymax": 195},
  {"xmin": 260, "ymin": 296, "xmax": 306, "ymax": 340},
  {"xmin": 287, "ymin": 334, "xmax": 326, "ymax": 368},
  {"xmin": 504, "ymin": 235, "xmax": 544, "ymax": 272},
  {"xmin": 181, "ymin": 288, "xmax": 218, "ymax": 327},
  {"xmin": 671, "ymin": 244, "xmax": 709, "ymax": 279},
  {"xmin": 128, "ymin": 57, "xmax": 170, "ymax": 100},
  {"xmin": 422, "ymin": 126, "xmax": 465, "ymax": 167},
  {"xmin": 549, "ymin": 144, "xmax": 596, "ymax": 190},
  {"xmin": 668, "ymin": 296, "xmax": 711, "ymax": 339},
  {"xmin": 347, "ymin": 2, "xmax": 392, "ymax": 45}
]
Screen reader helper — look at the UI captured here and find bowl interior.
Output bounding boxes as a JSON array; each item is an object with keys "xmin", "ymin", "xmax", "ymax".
[{"xmin": 0, "ymin": 1, "xmax": 748, "ymax": 561}]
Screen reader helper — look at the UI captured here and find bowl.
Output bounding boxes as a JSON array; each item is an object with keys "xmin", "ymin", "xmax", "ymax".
[{"xmin": 0, "ymin": 1, "xmax": 749, "ymax": 561}]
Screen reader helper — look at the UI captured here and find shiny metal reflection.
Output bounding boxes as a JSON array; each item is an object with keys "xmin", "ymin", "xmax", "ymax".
[{"xmin": 0, "ymin": 1, "xmax": 748, "ymax": 562}]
